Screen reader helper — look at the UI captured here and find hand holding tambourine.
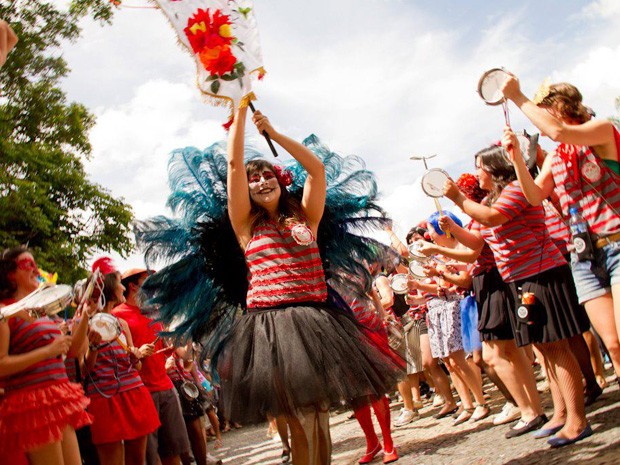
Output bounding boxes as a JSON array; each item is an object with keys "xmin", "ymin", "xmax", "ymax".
[
  {"xmin": 47, "ymin": 335, "xmax": 72, "ymax": 358},
  {"xmin": 438, "ymin": 214, "xmax": 457, "ymax": 235},
  {"xmin": 500, "ymin": 74, "xmax": 522, "ymax": 103},
  {"xmin": 442, "ymin": 177, "xmax": 463, "ymax": 203}
]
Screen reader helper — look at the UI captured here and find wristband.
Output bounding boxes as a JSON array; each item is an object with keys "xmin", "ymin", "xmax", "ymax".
[{"xmin": 88, "ymin": 344, "xmax": 99, "ymax": 352}]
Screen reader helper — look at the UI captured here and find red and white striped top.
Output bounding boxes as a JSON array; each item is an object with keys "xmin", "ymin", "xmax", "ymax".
[
  {"xmin": 480, "ymin": 181, "xmax": 566, "ymax": 283},
  {"xmin": 245, "ymin": 222, "xmax": 328, "ymax": 308},
  {"xmin": 467, "ymin": 220, "xmax": 495, "ymax": 277},
  {"xmin": 167, "ymin": 355, "xmax": 194, "ymax": 384},
  {"xmin": 551, "ymin": 130, "xmax": 620, "ymax": 238},
  {"xmin": 4, "ymin": 317, "xmax": 68, "ymax": 392},
  {"xmin": 84, "ymin": 334, "xmax": 143, "ymax": 397},
  {"xmin": 543, "ymin": 201, "xmax": 571, "ymax": 256}
]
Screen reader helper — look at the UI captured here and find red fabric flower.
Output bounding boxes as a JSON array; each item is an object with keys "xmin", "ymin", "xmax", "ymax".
[
  {"xmin": 272, "ymin": 165, "xmax": 293, "ymax": 187},
  {"xmin": 456, "ymin": 173, "xmax": 487, "ymax": 203},
  {"xmin": 184, "ymin": 9, "xmax": 233, "ymax": 54},
  {"xmin": 198, "ymin": 45, "xmax": 237, "ymax": 76}
]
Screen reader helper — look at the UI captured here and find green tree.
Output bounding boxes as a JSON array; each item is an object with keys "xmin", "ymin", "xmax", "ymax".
[{"xmin": 0, "ymin": 1, "xmax": 132, "ymax": 284}]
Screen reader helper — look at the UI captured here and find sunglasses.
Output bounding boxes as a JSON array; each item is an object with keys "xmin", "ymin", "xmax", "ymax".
[{"xmin": 16, "ymin": 257, "xmax": 39, "ymax": 272}]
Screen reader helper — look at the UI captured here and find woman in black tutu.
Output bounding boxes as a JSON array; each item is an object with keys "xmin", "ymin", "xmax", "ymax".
[{"xmin": 217, "ymin": 106, "xmax": 404, "ymax": 464}]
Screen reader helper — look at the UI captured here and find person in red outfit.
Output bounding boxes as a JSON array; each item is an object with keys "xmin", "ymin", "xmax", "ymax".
[
  {"xmin": 113, "ymin": 269, "xmax": 191, "ymax": 465},
  {"xmin": 0, "ymin": 245, "xmax": 92, "ymax": 465},
  {"xmin": 84, "ymin": 258, "xmax": 160, "ymax": 465}
]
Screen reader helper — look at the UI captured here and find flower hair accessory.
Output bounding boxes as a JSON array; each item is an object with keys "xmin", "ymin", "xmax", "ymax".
[
  {"xmin": 532, "ymin": 77, "xmax": 552, "ymax": 105},
  {"xmin": 272, "ymin": 165, "xmax": 293, "ymax": 187},
  {"xmin": 92, "ymin": 257, "xmax": 118, "ymax": 275}
]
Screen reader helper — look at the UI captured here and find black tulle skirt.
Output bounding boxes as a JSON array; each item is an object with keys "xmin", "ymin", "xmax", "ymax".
[{"xmin": 216, "ymin": 302, "xmax": 405, "ymax": 423}]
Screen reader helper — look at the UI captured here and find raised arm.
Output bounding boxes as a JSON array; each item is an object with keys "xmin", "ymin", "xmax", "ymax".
[
  {"xmin": 227, "ymin": 107, "xmax": 252, "ymax": 247},
  {"xmin": 252, "ymin": 111, "xmax": 326, "ymax": 235},
  {"xmin": 502, "ymin": 75, "xmax": 615, "ymax": 147},
  {"xmin": 417, "ymin": 240, "xmax": 481, "ymax": 264},
  {"xmin": 385, "ymin": 223, "xmax": 409, "ymax": 257},
  {"xmin": 501, "ymin": 127, "xmax": 555, "ymax": 206}
]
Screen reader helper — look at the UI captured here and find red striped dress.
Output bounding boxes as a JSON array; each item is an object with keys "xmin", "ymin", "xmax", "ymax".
[
  {"xmin": 480, "ymin": 181, "xmax": 566, "ymax": 283},
  {"xmin": 245, "ymin": 221, "xmax": 327, "ymax": 308},
  {"xmin": 551, "ymin": 129, "xmax": 620, "ymax": 238},
  {"xmin": 0, "ymin": 316, "xmax": 92, "ymax": 453},
  {"xmin": 85, "ymin": 327, "xmax": 160, "ymax": 444}
]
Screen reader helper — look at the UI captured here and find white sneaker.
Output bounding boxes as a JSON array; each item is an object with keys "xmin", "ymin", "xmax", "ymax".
[
  {"xmin": 393, "ymin": 408, "xmax": 419, "ymax": 427},
  {"xmin": 432, "ymin": 394, "xmax": 445, "ymax": 407},
  {"xmin": 493, "ymin": 402, "xmax": 521, "ymax": 426}
]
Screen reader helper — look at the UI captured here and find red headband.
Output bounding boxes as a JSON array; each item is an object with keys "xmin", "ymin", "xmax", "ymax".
[{"xmin": 92, "ymin": 257, "xmax": 118, "ymax": 275}]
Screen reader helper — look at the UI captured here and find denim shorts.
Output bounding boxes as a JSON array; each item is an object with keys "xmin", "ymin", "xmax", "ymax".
[{"xmin": 571, "ymin": 240, "xmax": 620, "ymax": 304}]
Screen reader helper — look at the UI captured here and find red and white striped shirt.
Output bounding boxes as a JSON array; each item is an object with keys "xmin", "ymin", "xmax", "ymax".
[
  {"xmin": 543, "ymin": 201, "xmax": 571, "ymax": 256},
  {"xmin": 245, "ymin": 222, "xmax": 327, "ymax": 308},
  {"xmin": 551, "ymin": 129, "xmax": 620, "ymax": 238},
  {"xmin": 4, "ymin": 317, "xmax": 69, "ymax": 392},
  {"xmin": 480, "ymin": 181, "xmax": 566, "ymax": 283},
  {"xmin": 467, "ymin": 220, "xmax": 495, "ymax": 277}
]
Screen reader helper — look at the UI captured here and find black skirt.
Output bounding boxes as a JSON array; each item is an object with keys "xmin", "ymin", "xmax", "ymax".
[
  {"xmin": 507, "ymin": 265, "xmax": 591, "ymax": 347},
  {"xmin": 216, "ymin": 302, "xmax": 405, "ymax": 423},
  {"xmin": 472, "ymin": 267, "xmax": 515, "ymax": 341}
]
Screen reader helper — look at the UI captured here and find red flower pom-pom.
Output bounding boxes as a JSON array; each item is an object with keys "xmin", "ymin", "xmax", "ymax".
[
  {"xmin": 92, "ymin": 257, "xmax": 118, "ymax": 275},
  {"xmin": 456, "ymin": 173, "xmax": 487, "ymax": 203},
  {"xmin": 272, "ymin": 165, "xmax": 293, "ymax": 187}
]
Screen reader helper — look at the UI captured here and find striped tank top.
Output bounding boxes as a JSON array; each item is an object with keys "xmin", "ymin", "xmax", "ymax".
[
  {"xmin": 245, "ymin": 221, "xmax": 328, "ymax": 309},
  {"xmin": 84, "ymin": 334, "xmax": 143, "ymax": 397},
  {"xmin": 551, "ymin": 129, "xmax": 620, "ymax": 238},
  {"xmin": 4, "ymin": 317, "xmax": 68, "ymax": 392}
]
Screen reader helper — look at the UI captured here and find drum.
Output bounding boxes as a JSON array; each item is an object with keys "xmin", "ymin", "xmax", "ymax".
[
  {"xmin": 477, "ymin": 67, "xmax": 511, "ymax": 125},
  {"xmin": 181, "ymin": 380, "xmax": 200, "ymax": 400},
  {"xmin": 390, "ymin": 273, "xmax": 409, "ymax": 294},
  {"xmin": 90, "ymin": 313, "xmax": 122, "ymax": 342},
  {"xmin": 420, "ymin": 168, "xmax": 450, "ymax": 199},
  {"xmin": 1, "ymin": 284, "xmax": 73, "ymax": 319}
]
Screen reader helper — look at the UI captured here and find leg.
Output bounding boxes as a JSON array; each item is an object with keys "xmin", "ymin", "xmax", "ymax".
[
  {"xmin": 407, "ymin": 373, "xmax": 422, "ymax": 404},
  {"xmin": 583, "ymin": 330, "xmax": 608, "ymax": 388},
  {"xmin": 372, "ymin": 396, "xmax": 396, "ymax": 456},
  {"xmin": 96, "ymin": 442, "xmax": 124, "ymax": 465},
  {"xmin": 287, "ymin": 405, "xmax": 332, "ymax": 465},
  {"xmin": 27, "ymin": 440, "xmax": 65, "ymax": 465},
  {"xmin": 185, "ymin": 418, "xmax": 207, "ymax": 465},
  {"xmin": 60, "ymin": 425, "xmax": 83, "ymax": 465},
  {"xmin": 275, "ymin": 416, "xmax": 291, "ymax": 460},
  {"xmin": 125, "ymin": 435, "xmax": 148, "ymax": 465},
  {"xmin": 483, "ymin": 340, "xmax": 542, "ymax": 421},
  {"xmin": 421, "ymin": 333, "xmax": 456, "ymax": 415},
  {"xmin": 354, "ymin": 403, "xmax": 380, "ymax": 455},
  {"xmin": 397, "ymin": 378, "xmax": 414, "ymax": 412},
  {"xmin": 447, "ymin": 351, "xmax": 485, "ymax": 406},
  {"xmin": 479, "ymin": 342, "xmax": 515, "ymax": 405},
  {"xmin": 567, "ymin": 333, "xmax": 602, "ymax": 403},
  {"xmin": 537, "ymin": 341, "xmax": 588, "ymax": 439},
  {"xmin": 584, "ymin": 294, "xmax": 620, "ymax": 377}
]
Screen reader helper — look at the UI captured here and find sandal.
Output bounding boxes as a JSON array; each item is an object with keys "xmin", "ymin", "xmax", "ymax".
[
  {"xmin": 433, "ymin": 405, "xmax": 458, "ymax": 419},
  {"xmin": 453, "ymin": 408, "xmax": 474, "ymax": 426},
  {"xmin": 471, "ymin": 404, "xmax": 491, "ymax": 422}
]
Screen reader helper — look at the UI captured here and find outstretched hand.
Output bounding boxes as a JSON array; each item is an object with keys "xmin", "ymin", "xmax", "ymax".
[
  {"xmin": 443, "ymin": 177, "xmax": 462, "ymax": 203},
  {"xmin": 501, "ymin": 74, "xmax": 522, "ymax": 102}
]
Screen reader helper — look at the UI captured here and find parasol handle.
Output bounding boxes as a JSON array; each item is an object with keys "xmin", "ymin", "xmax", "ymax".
[{"xmin": 248, "ymin": 102, "xmax": 279, "ymax": 158}]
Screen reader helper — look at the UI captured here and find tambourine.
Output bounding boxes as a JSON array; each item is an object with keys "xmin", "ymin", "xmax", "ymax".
[
  {"xmin": 181, "ymin": 380, "xmax": 200, "ymax": 400},
  {"xmin": 390, "ymin": 273, "xmax": 409, "ymax": 294},
  {"xmin": 421, "ymin": 168, "xmax": 450, "ymax": 199},
  {"xmin": 1, "ymin": 284, "xmax": 73, "ymax": 319},
  {"xmin": 409, "ymin": 261, "xmax": 427, "ymax": 280},
  {"xmin": 90, "ymin": 313, "xmax": 122, "ymax": 342},
  {"xmin": 478, "ymin": 67, "xmax": 511, "ymax": 126},
  {"xmin": 408, "ymin": 241, "xmax": 430, "ymax": 263}
]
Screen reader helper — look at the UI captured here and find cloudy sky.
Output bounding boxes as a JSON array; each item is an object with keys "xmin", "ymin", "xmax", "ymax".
[{"xmin": 54, "ymin": 0, "xmax": 620, "ymax": 268}]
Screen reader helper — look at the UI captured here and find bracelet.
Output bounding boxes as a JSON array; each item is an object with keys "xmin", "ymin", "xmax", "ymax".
[{"xmin": 88, "ymin": 344, "xmax": 99, "ymax": 352}]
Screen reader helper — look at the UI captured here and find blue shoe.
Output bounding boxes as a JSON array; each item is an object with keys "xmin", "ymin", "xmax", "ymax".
[
  {"xmin": 532, "ymin": 424, "xmax": 564, "ymax": 439},
  {"xmin": 547, "ymin": 424, "xmax": 593, "ymax": 448}
]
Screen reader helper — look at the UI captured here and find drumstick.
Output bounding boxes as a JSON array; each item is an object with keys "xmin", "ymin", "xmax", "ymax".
[{"xmin": 155, "ymin": 346, "xmax": 175, "ymax": 355}]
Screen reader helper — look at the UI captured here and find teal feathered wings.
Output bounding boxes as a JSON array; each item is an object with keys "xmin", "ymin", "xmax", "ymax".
[{"xmin": 134, "ymin": 135, "xmax": 396, "ymax": 359}]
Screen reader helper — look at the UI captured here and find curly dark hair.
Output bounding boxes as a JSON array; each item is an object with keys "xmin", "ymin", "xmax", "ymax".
[
  {"xmin": 537, "ymin": 82, "xmax": 592, "ymax": 124},
  {"xmin": 0, "ymin": 245, "xmax": 31, "ymax": 301},
  {"xmin": 475, "ymin": 145, "xmax": 517, "ymax": 206},
  {"xmin": 245, "ymin": 159, "xmax": 304, "ymax": 233}
]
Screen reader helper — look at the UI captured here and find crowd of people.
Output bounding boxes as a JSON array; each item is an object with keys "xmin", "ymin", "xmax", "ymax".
[{"xmin": 0, "ymin": 14, "xmax": 619, "ymax": 464}]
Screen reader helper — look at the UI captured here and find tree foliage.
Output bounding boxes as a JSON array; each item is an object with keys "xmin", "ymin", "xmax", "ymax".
[{"xmin": 0, "ymin": 1, "xmax": 132, "ymax": 283}]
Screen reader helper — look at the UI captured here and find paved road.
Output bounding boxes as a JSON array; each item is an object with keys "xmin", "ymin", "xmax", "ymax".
[{"xmin": 210, "ymin": 373, "xmax": 619, "ymax": 465}]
